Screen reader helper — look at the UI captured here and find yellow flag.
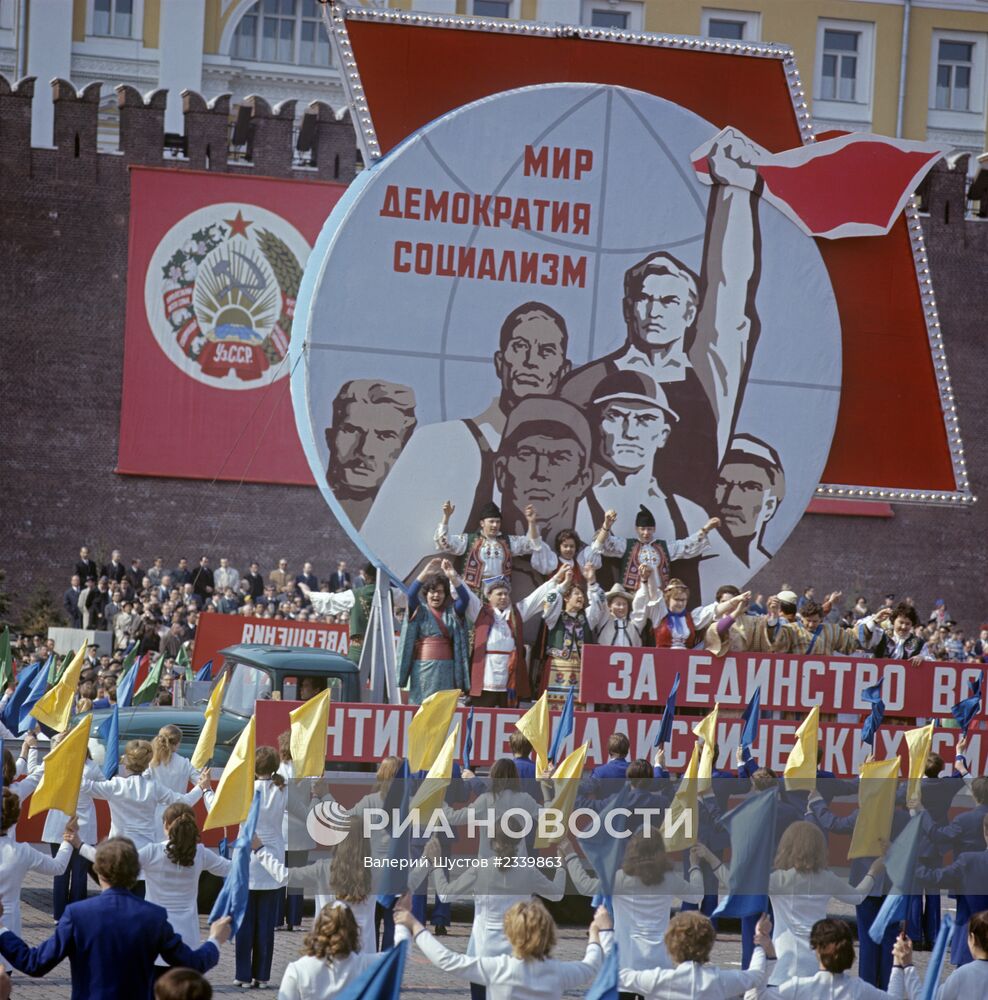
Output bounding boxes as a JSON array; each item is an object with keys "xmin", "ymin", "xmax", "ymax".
[
  {"xmin": 289, "ymin": 688, "xmax": 332, "ymax": 778},
  {"xmin": 848, "ymin": 758, "xmax": 900, "ymax": 859},
  {"xmin": 407, "ymin": 690, "xmax": 460, "ymax": 773},
  {"xmin": 28, "ymin": 715, "xmax": 92, "ymax": 818},
  {"xmin": 534, "ymin": 742, "xmax": 588, "ymax": 849},
  {"xmin": 410, "ymin": 723, "xmax": 458, "ymax": 822},
  {"xmin": 516, "ymin": 691, "xmax": 550, "ymax": 773},
  {"xmin": 784, "ymin": 705, "xmax": 820, "ymax": 792},
  {"xmin": 191, "ymin": 672, "xmax": 228, "ymax": 770},
  {"xmin": 31, "ymin": 640, "xmax": 86, "ymax": 732},
  {"xmin": 905, "ymin": 722, "xmax": 934, "ymax": 804},
  {"xmin": 203, "ymin": 716, "xmax": 256, "ymax": 831},
  {"xmin": 664, "ymin": 741, "xmax": 701, "ymax": 851},
  {"xmin": 693, "ymin": 705, "xmax": 719, "ymax": 792}
]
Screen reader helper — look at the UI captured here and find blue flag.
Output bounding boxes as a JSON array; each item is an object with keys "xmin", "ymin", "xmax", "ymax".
[
  {"xmin": 713, "ymin": 788, "xmax": 777, "ymax": 918},
  {"xmin": 209, "ymin": 790, "xmax": 261, "ymax": 936},
  {"xmin": 335, "ymin": 938, "xmax": 408, "ymax": 1000},
  {"xmin": 861, "ymin": 678, "xmax": 886, "ymax": 746},
  {"xmin": 951, "ymin": 673, "xmax": 983, "ymax": 735},
  {"xmin": 655, "ymin": 673, "xmax": 681, "ymax": 747},
  {"xmin": 116, "ymin": 659, "xmax": 139, "ymax": 709},
  {"xmin": 195, "ymin": 659, "xmax": 214, "ymax": 682},
  {"xmin": 869, "ymin": 812, "xmax": 924, "ymax": 943},
  {"xmin": 462, "ymin": 706, "xmax": 474, "ymax": 771},
  {"xmin": 377, "ymin": 759, "xmax": 411, "ymax": 908},
  {"xmin": 921, "ymin": 912, "xmax": 954, "ymax": 1000},
  {"xmin": 549, "ymin": 686, "xmax": 575, "ymax": 764},
  {"xmin": 18, "ymin": 655, "xmax": 54, "ymax": 733},
  {"xmin": 740, "ymin": 687, "xmax": 761, "ymax": 760},
  {"xmin": 97, "ymin": 705, "xmax": 120, "ymax": 779},
  {"xmin": 0, "ymin": 659, "xmax": 44, "ymax": 731},
  {"xmin": 580, "ymin": 783, "xmax": 636, "ymax": 913},
  {"xmin": 586, "ymin": 939, "xmax": 619, "ymax": 999}
]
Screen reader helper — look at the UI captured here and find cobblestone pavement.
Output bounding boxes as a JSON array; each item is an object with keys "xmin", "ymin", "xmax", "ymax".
[{"xmin": 10, "ymin": 865, "xmax": 943, "ymax": 997}]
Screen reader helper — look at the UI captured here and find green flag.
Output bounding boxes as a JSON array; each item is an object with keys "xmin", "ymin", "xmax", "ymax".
[
  {"xmin": 51, "ymin": 651, "xmax": 72, "ymax": 685},
  {"xmin": 133, "ymin": 653, "xmax": 164, "ymax": 706},
  {"xmin": 176, "ymin": 643, "xmax": 193, "ymax": 681},
  {"xmin": 0, "ymin": 626, "xmax": 13, "ymax": 691}
]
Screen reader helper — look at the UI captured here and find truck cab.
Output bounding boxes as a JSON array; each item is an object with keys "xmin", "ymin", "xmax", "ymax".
[{"xmin": 87, "ymin": 644, "xmax": 360, "ymax": 766}]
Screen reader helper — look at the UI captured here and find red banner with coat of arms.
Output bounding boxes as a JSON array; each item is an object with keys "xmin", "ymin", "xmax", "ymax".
[{"xmin": 117, "ymin": 167, "xmax": 345, "ymax": 483}]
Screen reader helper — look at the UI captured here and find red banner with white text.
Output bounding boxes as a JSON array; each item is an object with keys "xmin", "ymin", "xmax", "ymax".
[{"xmin": 580, "ymin": 646, "xmax": 986, "ymax": 719}]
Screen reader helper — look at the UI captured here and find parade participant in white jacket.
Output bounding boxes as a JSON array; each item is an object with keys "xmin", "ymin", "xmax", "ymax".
[{"xmin": 149, "ymin": 725, "xmax": 200, "ymax": 830}]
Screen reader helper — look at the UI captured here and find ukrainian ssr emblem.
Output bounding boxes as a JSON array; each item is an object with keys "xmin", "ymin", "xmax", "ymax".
[{"xmin": 145, "ymin": 204, "xmax": 311, "ymax": 389}]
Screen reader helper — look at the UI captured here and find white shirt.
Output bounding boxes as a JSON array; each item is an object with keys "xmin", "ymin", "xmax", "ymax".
[
  {"xmin": 437, "ymin": 525, "xmax": 542, "ymax": 583},
  {"xmin": 246, "ymin": 778, "xmax": 287, "ymax": 890},
  {"xmin": 414, "ymin": 927, "xmax": 608, "ymax": 1000},
  {"xmin": 748, "ymin": 966, "xmax": 918, "ymax": 999},
  {"xmin": 149, "ymin": 752, "xmax": 199, "ymax": 830},
  {"xmin": 278, "ymin": 762, "xmax": 317, "ymax": 851},
  {"xmin": 277, "ymin": 927, "xmax": 411, "ymax": 1000},
  {"xmin": 768, "ymin": 869, "xmax": 876, "ymax": 983},
  {"xmin": 935, "ymin": 959, "xmax": 988, "ymax": 1000},
  {"xmin": 36, "ymin": 755, "xmax": 101, "ymax": 844},
  {"xmin": 0, "ymin": 834, "xmax": 71, "ymax": 947},
  {"xmin": 83, "ymin": 772, "xmax": 203, "ymax": 850},
  {"xmin": 621, "ymin": 948, "xmax": 768, "ymax": 999},
  {"xmin": 565, "ymin": 856, "xmax": 704, "ymax": 971}
]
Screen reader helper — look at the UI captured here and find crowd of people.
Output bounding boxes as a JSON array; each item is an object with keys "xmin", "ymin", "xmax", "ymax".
[{"xmin": 4, "ymin": 720, "xmax": 988, "ymax": 998}]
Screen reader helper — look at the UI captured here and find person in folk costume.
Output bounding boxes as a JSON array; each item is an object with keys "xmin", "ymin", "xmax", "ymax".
[
  {"xmin": 639, "ymin": 568, "xmax": 749, "ymax": 650},
  {"xmin": 435, "ymin": 499, "xmax": 553, "ymax": 598},
  {"xmin": 532, "ymin": 565, "xmax": 605, "ymax": 709},
  {"xmin": 583, "ymin": 559, "xmax": 665, "ymax": 647},
  {"xmin": 449, "ymin": 564, "xmax": 556, "ymax": 709},
  {"xmin": 767, "ymin": 591, "xmax": 868, "ymax": 656},
  {"xmin": 535, "ymin": 528, "xmax": 601, "ymax": 581},
  {"xmin": 0, "ymin": 791, "xmax": 75, "ymax": 972},
  {"xmin": 346, "ymin": 562, "xmax": 377, "ymax": 666},
  {"xmin": 396, "ymin": 562, "xmax": 470, "ymax": 705},
  {"xmin": 592, "ymin": 504, "xmax": 719, "ymax": 598},
  {"xmin": 703, "ymin": 585, "xmax": 785, "ymax": 655},
  {"xmin": 861, "ymin": 602, "xmax": 934, "ymax": 665},
  {"xmin": 80, "ymin": 802, "xmax": 230, "ymax": 956}
]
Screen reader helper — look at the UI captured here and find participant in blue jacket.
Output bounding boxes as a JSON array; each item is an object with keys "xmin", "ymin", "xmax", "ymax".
[{"xmin": 0, "ymin": 837, "xmax": 231, "ymax": 1000}]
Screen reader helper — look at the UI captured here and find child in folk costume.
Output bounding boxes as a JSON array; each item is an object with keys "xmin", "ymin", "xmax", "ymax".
[
  {"xmin": 640, "ymin": 570, "xmax": 748, "ymax": 650},
  {"xmin": 28, "ymin": 736, "xmax": 100, "ymax": 918},
  {"xmin": 758, "ymin": 919, "xmax": 920, "ymax": 999},
  {"xmin": 397, "ymin": 563, "xmax": 470, "ymax": 705},
  {"xmin": 593, "ymin": 505, "xmax": 719, "ymax": 594},
  {"xmin": 561, "ymin": 832, "xmax": 705, "ymax": 973},
  {"xmin": 396, "ymin": 897, "xmax": 612, "ymax": 1000},
  {"xmin": 204, "ymin": 744, "xmax": 287, "ymax": 989},
  {"xmin": 618, "ymin": 911, "xmax": 772, "ymax": 998},
  {"xmin": 532, "ymin": 565, "xmax": 606, "ymax": 709},
  {"xmin": 437, "ymin": 498, "xmax": 557, "ymax": 597},
  {"xmin": 535, "ymin": 529, "xmax": 602, "ymax": 580},
  {"xmin": 84, "ymin": 740, "xmax": 208, "ymax": 856},
  {"xmin": 0, "ymin": 791, "xmax": 74, "ymax": 971},
  {"xmin": 452, "ymin": 563, "xmax": 557, "ymax": 709},
  {"xmin": 149, "ymin": 724, "xmax": 200, "ymax": 831},
  {"xmin": 278, "ymin": 904, "xmax": 410, "ymax": 1000},
  {"xmin": 81, "ymin": 803, "xmax": 230, "ymax": 954},
  {"xmin": 585, "ymin": 565, "xmax": 650, "ymax": 647}
]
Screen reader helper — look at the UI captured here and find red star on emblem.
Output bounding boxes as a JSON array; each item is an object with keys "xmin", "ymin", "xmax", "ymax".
[{"xmin": 224, "ymin": 210, "xmax": 252, "ymax": 238}]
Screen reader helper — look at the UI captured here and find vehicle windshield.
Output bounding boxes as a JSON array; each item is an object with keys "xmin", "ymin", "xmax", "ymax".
[{"xmin": 222, "ymin": 663, "xmax": 273, "ymax": 718}]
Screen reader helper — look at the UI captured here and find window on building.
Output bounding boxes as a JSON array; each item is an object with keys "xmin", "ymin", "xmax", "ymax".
[
  {"xmin": 231, "ymin": 0, "xmax": 332, "ymax": 66},
  {"xmin": 473, "ymin": 0, "xmax": 511, "ymax": 16},
  {"xmin": 820, "ymin": 28, "xmax": 859, "ymax": 102},
  {"xmin": 93, "ymin": 0, "xmax": 134, "ymax": 38},
  {"xmin": 590, "ymin": 9, "xmax": 629, "ymax": 29},
  {"xmin": 936, "ymin": 40, "xmax": 974, "ymax": 111},
  {"xmin": 708, "ymin": 18, "xmax": 745, "ymax": 40}
]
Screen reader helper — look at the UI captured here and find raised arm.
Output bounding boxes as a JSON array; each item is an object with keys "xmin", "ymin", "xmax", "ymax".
[{"xmin": 436, "ymin": 501, "xmax": 468, "ymax": 555}]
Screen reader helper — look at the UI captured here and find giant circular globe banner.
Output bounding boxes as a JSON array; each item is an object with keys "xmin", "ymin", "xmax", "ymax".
[{"xmin": 291, "ymin": 83, "xmax": 842, "ymax": 600}]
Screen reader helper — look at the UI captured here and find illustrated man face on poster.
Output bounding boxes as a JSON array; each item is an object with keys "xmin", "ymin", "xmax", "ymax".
[
  {"xmin": 714, "ymin": 434, "xmax": 785, "ymax": 561},
  {"xmin": 494, "ymin": 397, "xmax": 593, "ymax": 541},
  {"xmin": 494, "ymin": 302, "xmax": 572, "ymax": 410},
  {"xmin": 325, "ymin": 379, "xmax": 417, "ymax": 528}
]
